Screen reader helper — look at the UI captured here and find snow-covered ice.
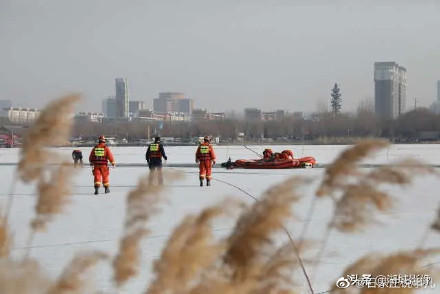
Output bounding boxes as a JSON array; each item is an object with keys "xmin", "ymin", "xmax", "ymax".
[{"xmin": 1, "ymin": 144, "xmax": 439, "ymax": 293}]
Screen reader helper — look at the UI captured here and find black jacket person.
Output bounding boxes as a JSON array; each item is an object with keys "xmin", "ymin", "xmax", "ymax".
[{"xmin": 145, "ymin": 136, "xmax": 167, "ymax": 184}]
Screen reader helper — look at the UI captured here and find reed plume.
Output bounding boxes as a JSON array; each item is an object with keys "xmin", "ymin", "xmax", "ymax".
[
  {"xmin": 333, "ymin": 184, "xmax": 392, "ymax": 232},
  {"xmin": 113, "ymin": 172, "xmax": 182, "ymax": 288},
  {"xmin": 313, "ymin": 142, "xmax": 435, "ymax": 283},
  {"xmin": 189, "ymin": 247, "xmax": 300, "ymax": 294},
  {"xmin": 0, "ymin": 218, "xmax": 12, "ymax": 258},
  {"xmin": 31, "ymin": 162, "xmax": 74, "ymax": 231},
  {"xmin": 430, "ymin": 206, "xmax": 440, "ymax": 231},
  {"xmin": 366, "ymin": 159, "xmax": 436, "ymax": 185},
  {"xmin": 113, "ymin": 228, "xmax": 148, "ymax": 287},
  {"xmin": 224, "ymin": 176, "xmax": 302, "ymax": 280},
  {"xmin": 316, "ymin": 139, "xmax": 389, "ymax": 197},
  {"xmin": 331, "ymin": 249, "xmax": 440, "ymax": 293},
  {"xmin": 185, "ymin": 180, "xmax": 306, "ymax": 294},
  {"xmin": 48, "ymin": 251, "xmax": 108, "ymax": 294},
  {"xmin": 17, "ymin": 94, "xmax": 81, "ymax": 183},
  {"xmin": 0, "ymin": 258, "xmax": 52, "ymax": 294},
  {"xmin": 124, "ymin": 175, "xmax": 163, "ymax": 230},
  {"xmin": 243, "ymin": 242, "xmax": 303, "ymax": 294},
  {"xmin": 332, "ymin": 159, "xmax": 435, "ymax": 233},
  {"xmin": 146, "ymin": 203, "xmax": 229, "ymax": 294}
]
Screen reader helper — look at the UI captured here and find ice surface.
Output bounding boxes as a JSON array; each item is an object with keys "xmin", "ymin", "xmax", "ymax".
[{"xmin": 0, "ymin": 144, "xmax": 439, "ymax": 293}]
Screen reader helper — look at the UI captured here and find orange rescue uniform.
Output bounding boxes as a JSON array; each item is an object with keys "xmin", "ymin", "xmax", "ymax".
[
  {"xmin": 195, "ymin": 142, "xmax": 216, "ymax": 181},
  {"xmin": 89, "ymin": 143, "xmax": 115, "ymax": 187}
]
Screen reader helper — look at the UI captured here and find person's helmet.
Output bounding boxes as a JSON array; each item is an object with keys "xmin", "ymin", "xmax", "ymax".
[
  {"xmin": 154, "ymin": 136, "xmax": 161, "ymax": 143},
  {"xmin": 203, "ymin": 135, "xmax": 210, "ymax": 142},
  {"xmin": 98, "ymin": 135, "xmax": 106, "ymax": 143},
  {"xmin": 282, "ymin": 150, "xmax": 293, "ymax": 157},
  {"xmin": 263, "ymin": 148, "xmax": 273, "ymax": 155}
]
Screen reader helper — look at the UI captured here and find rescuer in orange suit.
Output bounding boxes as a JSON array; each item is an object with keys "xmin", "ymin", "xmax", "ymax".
[
  {"xmin": 280, "ymin": 149, "xmax": 294, "ymax": 160},
  {"xmin": 89, "ymin": 135, "xmax": 115, "ymax": 195},
  {"xmin": 263, "ymin": 148, "xmax": 273, "ymax": 161},
  {"xmin": 195, "ymin": 136, "xmax": 216, "ymax": 187}
]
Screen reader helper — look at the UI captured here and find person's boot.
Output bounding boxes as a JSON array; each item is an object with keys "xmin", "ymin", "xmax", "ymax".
[
  {"xmin": 94, "ymin": 186, "xmax": 99, "ymax": 195},
  {"xmin": 206, "ymin": 180, "xmax": 211, "ymax": 186},
  {"xmin": 200, "ymin": 180, "xmax": 203, "ymax": 187},
  {"xmin": 105, "ymin": 186, "xmax": 110, "ymax": 194}
]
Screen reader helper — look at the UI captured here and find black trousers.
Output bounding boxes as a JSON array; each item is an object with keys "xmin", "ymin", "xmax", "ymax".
[{"xmin": 148, "ymin": 159, "xmax": 163, "ymax": 185}]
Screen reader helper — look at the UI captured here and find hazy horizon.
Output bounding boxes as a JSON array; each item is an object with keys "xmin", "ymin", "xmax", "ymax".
[{"xmin": 1, "ymin": 0, "xmax": 440, "ymax": 114}]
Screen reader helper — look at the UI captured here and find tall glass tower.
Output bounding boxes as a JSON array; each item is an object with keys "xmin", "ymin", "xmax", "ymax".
[
  {"xmin": 374, "ymin": 62, "xmax": 406, "ymax": 119},
  {"xmin": 115, "ymin": 78, "xmax": 129, "ymax": 118}
]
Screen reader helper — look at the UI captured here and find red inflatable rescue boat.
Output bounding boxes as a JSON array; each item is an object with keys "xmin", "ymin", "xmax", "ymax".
[{"xmin": 221, "ymin": 148, "xmax": 316, "ymax": 169}]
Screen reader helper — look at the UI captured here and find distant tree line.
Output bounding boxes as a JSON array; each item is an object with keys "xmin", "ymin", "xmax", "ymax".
[{"xmin": 67, "ymin": 107, "xmax": 440, "ymax": 144}]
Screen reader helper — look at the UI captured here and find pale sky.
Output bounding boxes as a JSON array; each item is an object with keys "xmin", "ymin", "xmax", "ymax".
[{"xmin": 1, "ymin": 0, "xmax": 440, "ymax": 114}]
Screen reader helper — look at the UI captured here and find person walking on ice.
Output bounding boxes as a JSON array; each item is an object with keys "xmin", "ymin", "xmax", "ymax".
[
  {"xmin": 195, "ymin": 135, "xmax": 216, "ymax": 186},
  {"xmin": 89, "ymin": 135, "xmax": 115, "ymax": 195},
  {"xmin": 146, "ymin": 136, "xmax": 167, "ymax": 185}
]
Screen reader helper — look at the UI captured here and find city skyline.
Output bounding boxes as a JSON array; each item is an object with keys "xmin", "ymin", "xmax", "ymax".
[{"xmin": 1, "ymin": 1, "xmax": 440, "ymax": 113}]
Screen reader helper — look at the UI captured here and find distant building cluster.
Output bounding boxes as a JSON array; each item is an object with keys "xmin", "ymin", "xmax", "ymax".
[
  {"xmin": 153, "ymin": 92, "xmax": 193, "ymax": 115},
  {"xmin": 192, "ymin": 109, "xmax": 225, "ymax": 122},
  {"xmin": 99, "ymin": 80, "xmax": 228, "ymax": 122},
  {"xmin": 374, "ymin": 62, "xmax": 407, "ymax": 119},
  {"xmin": 0, "ymin": 100, "xmax": 41, "ymax": 123},
  {"xmin": 9, "ymin": 65, "xmax": 440, "ymax": 126},
  {"xmin": 137, "ymin": 110, "xmax": 190, "ymax": 122},
  {"xmin": 244, "ymin": 108, "xmax": 288, "ymax": 121},
  {"xmin": 74, "ymin": 112, "xmax": 104, "ymax": 123}
]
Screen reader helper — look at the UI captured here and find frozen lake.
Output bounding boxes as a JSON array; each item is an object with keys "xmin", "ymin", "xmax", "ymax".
[{"xmin": 1, "ymin": 144, "xmax": 439, "ymax": 293}]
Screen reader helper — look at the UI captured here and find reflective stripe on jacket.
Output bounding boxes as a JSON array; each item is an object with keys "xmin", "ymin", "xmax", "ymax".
[
  {"xmin": 89, "ymin": 143, "xmax": 115, "ymax": 165},
  {"xmin": 196, "ymin": 143, "xmax": 216, "ymax": 161},
  {"xmin": 148, "ymin": 143, "xmax": 162, "ymax": 158}
]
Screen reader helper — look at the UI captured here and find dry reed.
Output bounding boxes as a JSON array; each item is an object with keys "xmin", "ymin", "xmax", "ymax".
[
  {"xmin": 331, "ymin": 249, "xmax": 440, "ymax": 293},
  {"xmin": 146, "ymin": 203, "xmax": 229, "ymax": 294},
  {"xmin": 332, "ymin": 159, "xmax": 436, "ymax": 232},
  {"xmin": 113, "ymin": 228, "xmax": 148, "ymax": 287},
  {"xmin": 17, "ymin": 94, "xmax": 81, "ymax": 183},
  {"xmin": 124, "ymin": 175, "xmax": 164, "ymax": 230},
  {"xmin": 224, "ymin": 176, "xmax": 302, "ymax": 280},
  {"xmin": 0, "ymin": 258, "xmax": 52, "ymax": 294},
  {"xmin": 31, "ymin": 162, "xmax": 74, "ymax": 231},
  {"xmin": 333, "ymin": 184, "xmax": 392, "ymax": 232},
  {"xmin": 366, "ymin": 159, "xmax": 436, "ymax": 185},
  {"xmin": 313, "ymin": 142, "xmax": 436, "ymax": 285},
  {"xmin": 147, "ymin": 187, "xmax": 303, "ymax": 294},
  {"xmin": 0, "ymin": 219, "xmax": 11, "ymax": 258},
  {"xmin": 48, "ymin": 251, "xmax": 108, "ymax": 294},
  {"xmin": 113, "ymin": 172, "xmax": 182, "ymax": 288},
  {"xmin": 316, "ymin": 139, "xmax": 389, "ymax": 197},
  {"xmin": 431, "ymin": 206, "xmax": 440, "ymax": 231}
]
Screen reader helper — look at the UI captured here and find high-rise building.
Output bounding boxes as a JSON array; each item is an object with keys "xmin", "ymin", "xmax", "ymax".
[
  {"xmin": 115, "ymin": 78, "xmax": 129, "ymax": 118},
  {"xmin": 129, "ymin": 101, "xmax": 146, "ymax": 117},
  {"xmin": 244, "ymin": 108, "xmax": 262, "ymax": 121},
  {"xmin": 153, "ymin": 92, "xmax": 193, "ymax": 115},
  {"xmin": 437, "ymin": 80, "xmax": 440, "ymax": 102},
  {"xmin": 374, "ymin": 62, "xmax": 407, "ymax": 119},
  {"xmin": 102, "ymin": 96, "xmax": 117, "ymax": 118}
]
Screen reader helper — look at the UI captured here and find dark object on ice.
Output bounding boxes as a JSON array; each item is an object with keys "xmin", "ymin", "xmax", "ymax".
[{"xmin": 221, "ymin": 157, "xmax": 235, "ymax": 169}]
